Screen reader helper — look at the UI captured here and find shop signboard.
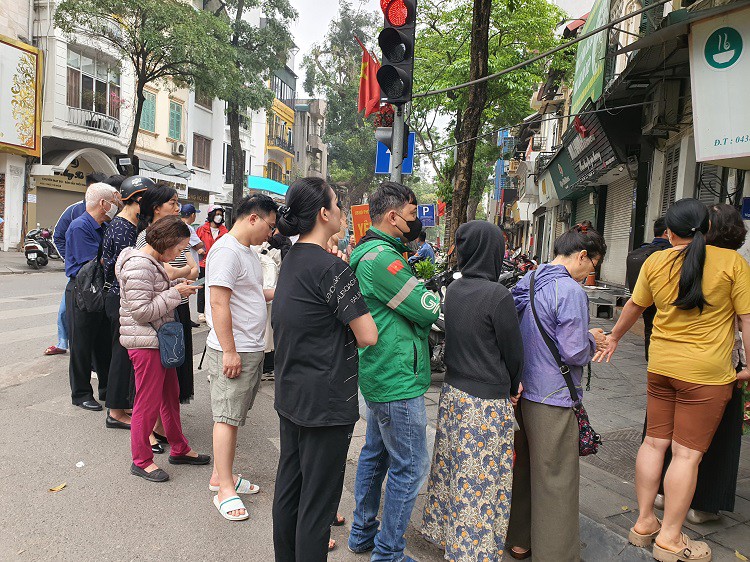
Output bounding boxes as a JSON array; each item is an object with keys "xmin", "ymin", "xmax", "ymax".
[
  {"xmin": 571, "ymin": 0, "xmax": 610, "ymax": 114},
  {"xmin": 548, "ymin": 148, "xmax": 579, "ymax": 200},
  {"xmin": 538, "ymin": 169, "xmax": 557, "ymax": 206},
  {"xmin": 351, "ymin": 204, "xmax": 372, "ymax": 243},
  {"xmin": 0, "ymin": 35, "xmax": 43, "ymax": 157},
  {"xmin": 690, "ymin": 5, "xmax": 750, "ymax": 169}
]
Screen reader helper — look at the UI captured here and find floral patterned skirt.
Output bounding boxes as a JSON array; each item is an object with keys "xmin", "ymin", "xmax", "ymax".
[{"xmin": 421, "ymin": 383, "xmax": 515, "ymax": 562}]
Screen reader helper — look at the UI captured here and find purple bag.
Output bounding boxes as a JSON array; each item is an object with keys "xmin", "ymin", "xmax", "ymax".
[{"xmin": 529, "ymin": 272, "xmax": 602, "ymax": 456}]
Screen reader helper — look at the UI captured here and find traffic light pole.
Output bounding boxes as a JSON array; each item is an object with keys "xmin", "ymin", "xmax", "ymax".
[{"xmin": 390, "ymin": 104, "xmax": 405, "ymax": 183}]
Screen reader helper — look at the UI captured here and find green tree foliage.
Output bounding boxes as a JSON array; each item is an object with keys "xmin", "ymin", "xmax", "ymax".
[
  {"xmin": 412, "ymin": 0, "xmax": 566, "ymax": 233},
  {"xmin": 301, "ymin": 2, "xmax": 380, "ymax": 207},
  {"xmin": 55, "ymin": 0, "xmax": 234, "ymax": 158},
  {"xmin": 216, "ymin": 0, "xmax": 297, "ymax": 204}
]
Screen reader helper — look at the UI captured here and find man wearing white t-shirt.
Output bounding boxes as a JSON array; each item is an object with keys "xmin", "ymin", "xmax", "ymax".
[{"xmin": 205, "ymin": 194, "xmax": 278, "ymax": 521}]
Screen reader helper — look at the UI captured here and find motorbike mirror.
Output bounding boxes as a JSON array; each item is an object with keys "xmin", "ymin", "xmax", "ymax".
[{"xmin": 511, "ymin": 247, "xmax": 522, "ymax": 260}]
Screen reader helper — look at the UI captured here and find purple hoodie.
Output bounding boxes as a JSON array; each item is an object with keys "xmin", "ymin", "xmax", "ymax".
[{"xmin": 512, "ymin": 264, "xmax": 596, "ymax": 407}]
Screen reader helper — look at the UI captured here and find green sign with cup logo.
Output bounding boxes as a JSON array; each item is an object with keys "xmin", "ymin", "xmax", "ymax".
[{"xmin": 705, "ymin": 26, "xmax": 743, "ymax": 69}]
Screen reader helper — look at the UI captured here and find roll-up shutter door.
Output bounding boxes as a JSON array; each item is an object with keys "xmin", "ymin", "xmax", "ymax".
[
  {"xmin": 555, "ymin": 214, "xmax": 566, "ymax": 238},
  {"xmin": 599, "ymin": 177, "xmax": 635, "ymax": 285},
  {"xmin": 574, "ymin": 195, "xmax": 596, "ymax": 225}
]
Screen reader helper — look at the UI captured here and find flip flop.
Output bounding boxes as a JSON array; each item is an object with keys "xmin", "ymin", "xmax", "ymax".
[
  {"xmin": 44, "ymin": 346, "xmax": 67, "ymax": 356},
  {"xmin": 628, "ymin": 519, "xmax": 662, "ymax": 547},
  {"xmin": 329, "ymin": 538, "xmax": 336, "ymax": 552},
  {"xmin": 332, "ymin": 513, "xmax": 346, "ymax": 526},
  {"xmin": 209, "ymin": 475, "xmax": 260, "ymax": 495},
  {"xmin": 213, "ymin": 494, "xmax": 249, "ymax": 521}
]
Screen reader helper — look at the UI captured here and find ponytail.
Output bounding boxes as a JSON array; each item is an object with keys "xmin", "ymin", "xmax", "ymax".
[
  {"xmin": 277, "ymin": 177, "xmax": 333, "ymax": 237},
  {"xmin": 665, "ymin": 198, "xmax": 710, "ymax": 312}
]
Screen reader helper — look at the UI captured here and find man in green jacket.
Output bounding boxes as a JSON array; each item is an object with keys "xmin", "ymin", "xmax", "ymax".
[{"xmin": 348, "ymin": 181, "xmax": 440, "ymax": 561}]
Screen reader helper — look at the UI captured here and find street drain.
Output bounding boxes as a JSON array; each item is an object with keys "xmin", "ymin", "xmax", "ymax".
[{"xmin": 582, "ymin": 427, "xmax": 642, "ymax": 482}]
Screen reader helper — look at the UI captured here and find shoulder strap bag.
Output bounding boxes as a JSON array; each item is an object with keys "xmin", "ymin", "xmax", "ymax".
[{"xmin": 529, "ymin": 271, "xmax": 601, "ymax": 456}]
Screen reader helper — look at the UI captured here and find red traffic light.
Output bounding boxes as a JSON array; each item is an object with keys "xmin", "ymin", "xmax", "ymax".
[{"xmin": 381, "ymin": 0, "xmax": 415, "ymax": 27}]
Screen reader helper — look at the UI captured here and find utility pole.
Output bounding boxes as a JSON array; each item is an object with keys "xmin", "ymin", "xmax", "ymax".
[{"xmin": 390, "ymin": 105, "xmax": 405, "ymax": 183}]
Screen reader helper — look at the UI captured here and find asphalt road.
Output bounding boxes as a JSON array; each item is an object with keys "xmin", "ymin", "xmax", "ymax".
[{"xmin": 0, "ymin": 270, "xmax": 444, "ymax": 562}]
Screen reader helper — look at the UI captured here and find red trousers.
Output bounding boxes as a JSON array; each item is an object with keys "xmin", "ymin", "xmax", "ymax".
[{"xmin": 128, "ymin": 348, "xmax": 191, "ymax": 468}]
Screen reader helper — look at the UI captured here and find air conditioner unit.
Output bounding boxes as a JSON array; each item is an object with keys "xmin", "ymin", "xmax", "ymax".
[
  {"xmin": 171, "ymin": 141, "xmax": 187, "ymax": 156},
  {"xmin": 642, "ymin": 81, "xmax": 680, "ymax": 135}
]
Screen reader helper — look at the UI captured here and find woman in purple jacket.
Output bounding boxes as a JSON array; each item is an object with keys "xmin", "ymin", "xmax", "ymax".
[{"xmin": 505, "ymin": 222, "xmax": 607, "ymax": 561}]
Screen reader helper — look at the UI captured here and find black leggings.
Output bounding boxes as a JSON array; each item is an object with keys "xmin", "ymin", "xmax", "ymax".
[
  {"xmin": 104, "ymin": 291, "xmax": 134, "ymax": 410},
  {"xmin": 272, "ymin": 415, "xmax": 353, "ymax": 562},
  {"xmin": 197, "ymin": 267, "xmax": 206, "ymax": 313}
]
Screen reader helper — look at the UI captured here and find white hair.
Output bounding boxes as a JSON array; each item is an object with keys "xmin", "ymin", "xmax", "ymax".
[{"xmin": 85, "ymin": 182, "xmax": 118, "ymax": 207}]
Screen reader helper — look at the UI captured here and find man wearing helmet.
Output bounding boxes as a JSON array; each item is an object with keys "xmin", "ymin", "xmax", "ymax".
[{"xmin": 195, "ymin": 205, "xmax": 228, "ymax": 323}]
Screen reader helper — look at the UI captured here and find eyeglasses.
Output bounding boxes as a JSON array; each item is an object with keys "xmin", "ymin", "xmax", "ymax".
[
  {"xmin": 260, "ymin": 216, "xmax": 276, "ymax": 233},
  {"xmin": 586, "ymin": 254, "xmax": 597, "ymax": 271}
]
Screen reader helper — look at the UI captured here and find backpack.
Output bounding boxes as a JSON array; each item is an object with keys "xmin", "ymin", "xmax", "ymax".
[
  {"xmin": 74, "ymin": 245, "xmax": 105, "ymax": 312},
  {"xmin": 625, "ymin": 243, "xmax": 666, "ymax": 293}
]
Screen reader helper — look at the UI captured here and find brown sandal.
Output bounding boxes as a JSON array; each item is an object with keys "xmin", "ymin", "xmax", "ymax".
[{"xmin": 653, "ymin": 533, "xmax": 712, "ymax": 562}]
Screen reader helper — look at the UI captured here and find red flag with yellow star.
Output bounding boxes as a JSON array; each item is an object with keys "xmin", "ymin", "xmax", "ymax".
[{"xmin": 356, "ymin": 37, "xmax": 381, "ymax": 117}]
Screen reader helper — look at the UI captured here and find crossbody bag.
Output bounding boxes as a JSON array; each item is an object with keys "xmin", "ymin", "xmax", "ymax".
[{"xmin": 529, "ymin": 271, "xmax": 601, "ymax": 456}]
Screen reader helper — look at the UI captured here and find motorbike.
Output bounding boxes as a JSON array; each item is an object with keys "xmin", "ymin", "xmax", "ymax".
[
  {"xmin": 24, "ymin": 226, "xmax": 60, "ymax": 269},
  {"xmin": 508, "ymin": 247, "xmax": 537, "ymax": 273}
]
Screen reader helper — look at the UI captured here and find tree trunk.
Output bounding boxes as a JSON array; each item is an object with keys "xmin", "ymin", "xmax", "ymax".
[
  {"xmin": 446, "ymin": 0, "xmax": 492, "ymax": 255},
  {"xmin": 229, "ymin": 0, "xmax": 246, "ymax": 208},
  {"xmin": 128, "ymin": 83, "xmax": 146, "ymax": 159},
  {"xmin": 228, "ymin": 101, "xmax": 244, "ymax": 205},
  {"xmin": 467, "ymin": 195, "xmax": 480, "ymax": 221}
]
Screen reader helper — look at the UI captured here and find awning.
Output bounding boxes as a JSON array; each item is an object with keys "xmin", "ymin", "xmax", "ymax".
[
  {"xmin": 138, "ymin": 157, "xmax": 192, "ymax": 197},
  {"xmin": 614, "ymin": 3, "xmax": 747, "ymax": 56},
  {"xmin": 564, "ymin": 13, "xmax": 588, "ymax": 38},
  {"xmin": 247, "ymin": 176, "xmax": 289, "ymax": 198}
]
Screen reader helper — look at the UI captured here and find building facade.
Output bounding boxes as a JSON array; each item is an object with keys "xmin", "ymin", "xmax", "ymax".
[{"xmin": 293, "ymin": 99, "xmax": 327, "ymax": 180}]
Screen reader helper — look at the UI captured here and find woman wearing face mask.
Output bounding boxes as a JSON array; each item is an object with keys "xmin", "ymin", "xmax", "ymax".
[
  {"xmin": 196, "ymin": 206, "xmax": 228, "ymax": 322},
  {"xmin": 596, "ymin": 199, "xmax": 750, "ymax": 562},
  {"xmin": 505, "ymin": 221, "xmax": 607, "ymax": 561},
  {"xmin": 136, "ymin": 186, "xmax": 200, "ymax": 451}
]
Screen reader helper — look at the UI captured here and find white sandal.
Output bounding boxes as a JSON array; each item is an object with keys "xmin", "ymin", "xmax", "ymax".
[
  {"xmin": 653, "ymin": 533, "xmax": 712, "ymax": 562},
  {"xmin": 213, "ymin": 494, "xmax": 249, "ymax": 521},
  {"xmin": 208, "ymin": 475, "xmax": 260, "ymax": 494}
]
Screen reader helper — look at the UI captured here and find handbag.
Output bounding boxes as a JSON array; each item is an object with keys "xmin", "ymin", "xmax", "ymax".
[
  {"xmin": 529, "ymin": 271, "xmax": 602, "ymax": 456},
  {"xmin": 155, "ymin": 311, "xmax": 186, "ymax": 369}
]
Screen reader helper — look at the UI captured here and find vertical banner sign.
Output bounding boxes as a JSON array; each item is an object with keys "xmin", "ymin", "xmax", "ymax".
[
  {"xmin": 351, "ymin": 204, "xmax": 372, "ymax": 243},
  {"xmin": 571, "ymin": 0, "xmax": 610, "ymax": 114},
  {"xmin": 690, "ymin": 5, "xmax": 750, "ymax": 169}
]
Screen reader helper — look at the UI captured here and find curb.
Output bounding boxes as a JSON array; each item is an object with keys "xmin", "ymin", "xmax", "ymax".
[{"xmin": 581, "ymin": 514, "xmax": 652, "ymax": 561}]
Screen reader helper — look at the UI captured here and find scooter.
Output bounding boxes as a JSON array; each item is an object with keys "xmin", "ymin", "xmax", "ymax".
[
  {"xmin": 24, "ymin": 226, "xmax": 60, "ymax": 269},
  {"xmin": 425, "ymin": 268, "xmax": 460, "ymax": 373}
]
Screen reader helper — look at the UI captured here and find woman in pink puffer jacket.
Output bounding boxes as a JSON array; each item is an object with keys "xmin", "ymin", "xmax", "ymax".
[{"xmin": 116, "ymin": 216, "xmax": 210, "ymax": 483}]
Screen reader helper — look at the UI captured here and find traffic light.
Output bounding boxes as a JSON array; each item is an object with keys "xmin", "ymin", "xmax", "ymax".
[{"xmin": 376, "ymin": 0, "xmax": 417, "ymax": 105}]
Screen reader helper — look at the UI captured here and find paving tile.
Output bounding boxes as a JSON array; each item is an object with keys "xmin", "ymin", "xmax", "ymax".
[{"xmin": 705, "ymin": 523, "xmax": 750, "ymax": 557}]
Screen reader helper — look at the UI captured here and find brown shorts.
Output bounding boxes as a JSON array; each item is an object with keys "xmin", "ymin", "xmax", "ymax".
[{"xmin": 645, "ymin": 372, "xmax": 733, "ymax": 452}]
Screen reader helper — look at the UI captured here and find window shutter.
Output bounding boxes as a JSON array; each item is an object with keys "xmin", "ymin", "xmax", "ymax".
[
  {"xmin": 140, "ymin": 92, "xmax": 156, "ymax": 132},
  {"xmin": 67, "ymin": 68, "xmax": 81, "ymax": 108},
  {"xmin": 695, "ymin": 163, "xmax": 722, "ymax": 205},
  {"xmin": 169, "ymin": 102, "xmax": 182, "ymax": 140},
  {"xmin": 660, "ymin": 144, "xmax": 680, "ymax": 215}
]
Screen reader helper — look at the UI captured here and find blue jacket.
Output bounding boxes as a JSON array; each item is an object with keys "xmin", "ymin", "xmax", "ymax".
[
  {"xmin": 65, "ymin": 212, "xmax": 104, "ymax": 278},
  {"xmin": 408, "ymin": 242, "xmax": 435, "ymax": 264},
  {"xmin": 512, "ymin": 264, "xmax": 596, "ymax": 407},
  {"xmin": 53, "ymin": 201, "xmax": 86, "ymax": 260}
]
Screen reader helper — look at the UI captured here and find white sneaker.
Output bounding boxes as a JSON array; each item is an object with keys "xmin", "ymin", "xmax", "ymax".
[
  {"xmin": 198, "ymin": 313, "xmax": 206, "ymax": 323},
  {"xmin": 686, "ymin": 508, "xmax": 720, "ymax": 524}
]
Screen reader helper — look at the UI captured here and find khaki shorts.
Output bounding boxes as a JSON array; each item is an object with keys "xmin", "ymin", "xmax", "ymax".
[
  {"xmin": 207, "ymin": 347, "xmax": 263, "ymax": 427},
  {"xmin": 645, "ymin": 372, "xmax": 734, "ymax": 452}
]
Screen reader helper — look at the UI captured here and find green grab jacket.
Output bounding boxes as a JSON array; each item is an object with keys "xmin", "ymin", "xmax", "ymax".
[{"xmin": 350, "ymin": 227, "xmax": 441, "ymax": 403}]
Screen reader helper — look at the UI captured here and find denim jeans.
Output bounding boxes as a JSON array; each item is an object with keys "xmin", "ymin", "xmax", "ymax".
[
  {"xmin": 349, "ymin": 395, "xmax": 430, "ymax": 562},
  {"xmin": 57, "ymin": 291, "xmax": 68, "ymax": 350}
]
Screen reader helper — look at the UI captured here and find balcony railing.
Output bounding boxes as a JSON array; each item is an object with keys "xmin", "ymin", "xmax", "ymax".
[
  {"xmin": 68, "ymin": 107, "xmax": 121, "ymax": 136},
  {"xmin": 267, "ymin": 135, "xmax": 294, "ymax": 154}
]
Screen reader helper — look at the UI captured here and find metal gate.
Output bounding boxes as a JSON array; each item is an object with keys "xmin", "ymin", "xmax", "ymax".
[
  {"xmin": 600, "ymin": 177, "xmax": 635, "ymax": 285},
  {"xmin": 574, "ymin": 194, "xmax": 596, "ymax": 226}
]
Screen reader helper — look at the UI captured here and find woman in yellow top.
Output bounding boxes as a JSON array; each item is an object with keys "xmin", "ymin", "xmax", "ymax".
[{"xmin": 596, "ymin": 198, "xmax": 750, "ymax": 562}]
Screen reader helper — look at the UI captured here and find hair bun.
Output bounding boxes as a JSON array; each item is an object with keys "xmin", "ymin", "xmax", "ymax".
[{"xmin": 276, "ymin": 206, "xmax": 301, "ymax": 237}]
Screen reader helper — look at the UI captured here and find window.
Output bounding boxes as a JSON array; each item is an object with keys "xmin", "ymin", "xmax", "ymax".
[
  {"xmin": 193, "ymin": 134, "xmax": 212, "ymax": 170},
  {"xmin": 270, "ymin": 74, "xmax": 295, "ymax": 104},
  {"xmin": 224, "ymin": 145, "xmax": 247, "ymax": 183},
  {"xmin": 660, "ymin": 144, "xmax": 680, "ymax": 215},
  {"xmin": 168, "ymin": 101, "xmax": 183, "ymax": 140},
  {"xmin": 66, "ymin": 47, "xmax": 121, "ymax": 119},
  {"xmin": 267, "ymin": 161, "xmax": 284, "ymax": 183},
  {"xmin": 140, "ymin": 91, "xmax": 156, "ymax": 132},
  {"xmin": 195, "ymin": 87, "xmax": 213, "ymax": 109}
]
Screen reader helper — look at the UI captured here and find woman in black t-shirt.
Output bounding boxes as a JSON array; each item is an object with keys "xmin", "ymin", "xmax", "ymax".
[{"xmin": 271, "ymin": 177, "xmax": 378, "ymax": 562}]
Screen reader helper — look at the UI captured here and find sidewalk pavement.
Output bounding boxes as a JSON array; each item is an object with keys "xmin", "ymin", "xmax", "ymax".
[
  {"xmin": 0, "ymin": 249, "xmax": 65, "ymax": 275},
  {"xmin": 350, "ymin": 316, "xmax": 749, "ymax": 561}
]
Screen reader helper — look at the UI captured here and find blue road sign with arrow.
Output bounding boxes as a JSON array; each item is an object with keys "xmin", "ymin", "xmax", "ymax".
[{"xmin": 376, "ymin": 132, "xmax": 416, "ymax": 175}]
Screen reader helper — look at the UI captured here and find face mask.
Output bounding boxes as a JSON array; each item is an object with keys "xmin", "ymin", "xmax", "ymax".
[
  {"xmin": 213, "ymin": 214, "xmax": 223, "ymax": 225},
  {"xmin": 396, "ymin": 214, "xmax": 422, "ymax": 242},
  {"xmin": 104, "ymin": 200, "xmax": 118, "ymax": 221}
]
